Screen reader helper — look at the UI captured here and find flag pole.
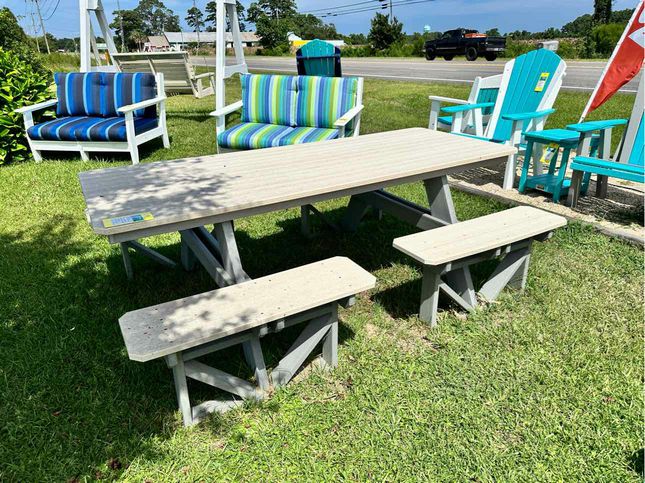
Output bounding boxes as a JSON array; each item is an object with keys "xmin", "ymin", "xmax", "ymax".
[{"xmin": 579, "ymin": 0, "xmax": 643, "ymax": 122}]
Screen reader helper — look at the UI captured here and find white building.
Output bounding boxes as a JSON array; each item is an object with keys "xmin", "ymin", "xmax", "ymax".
[{"xmin": 163, "ymin": 31, "xmax": 260, "ymax": 50}]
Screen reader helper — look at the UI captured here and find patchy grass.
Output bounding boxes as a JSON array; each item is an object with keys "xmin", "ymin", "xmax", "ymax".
[{"xmin": 0, "ymin": 77, "xmax": 642, "ymax": 481}]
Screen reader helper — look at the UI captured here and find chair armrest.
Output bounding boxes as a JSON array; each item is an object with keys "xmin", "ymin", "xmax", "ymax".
[
  {"xmin": 428, "ymin": 95, "xmax": 469, "ymax": 105},
  {"xmin": 334, "ymin": 105, "xmax": 364, "ymax": 128},
  {"xmin": 209, "ymin": 100, "xmax": 243, "ymax": 118},
  {"xmin": 194, "ymin": 71, "xmax": 215, "ymax": 80},
  {"xmin": 566, "ymin": 118, "xmax": 628, "ymax": 133},
  {"xmin": 441, "ymin": 102, "xmax": 495, "ymax": 114},
  {"xmin": 118, "ymin": 96, "xmax": 167, "ymax": 114},
  {"xmin": 14, "ymin": 98, "xmax": 58, "ymax": 114},
  {"xmin": 502, "ymin": 109, "xmax": 555, "ymax": 121}
]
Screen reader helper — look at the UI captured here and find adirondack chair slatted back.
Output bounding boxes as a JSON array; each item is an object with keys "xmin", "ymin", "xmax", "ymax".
[
  {"xmin": 618, "ymin": 75, "xmax": 644, "ymax": 167},
  {"xmin": 487, "ymin": 49, "xmax": 565, "ymax": 141},
  {"xmin": 477, "ymin": 87, "xmax": 499, "ymax": 116},
  {"xmin": 296, "ymin": 39, "xmax": 342, "ymax": 77},
  {"xmin": 112, "ymin": 52, "xmax": 197, "ymax": 95}
]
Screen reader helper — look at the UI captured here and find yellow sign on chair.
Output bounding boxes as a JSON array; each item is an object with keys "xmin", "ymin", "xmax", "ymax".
[{"xmin": 534, "ymin": 72, "xmax": 550, "ymax": 92}]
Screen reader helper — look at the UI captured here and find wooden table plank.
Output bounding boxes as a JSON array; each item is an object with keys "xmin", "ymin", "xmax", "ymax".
[{"xmin": 79, "ymin": 128, "xmax": 515, "ymax": 241}]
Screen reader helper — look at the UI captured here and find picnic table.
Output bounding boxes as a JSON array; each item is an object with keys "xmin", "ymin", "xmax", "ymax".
[{"xmin": 79, "ymin": 127, "xmax": 515, "ymax": 306}]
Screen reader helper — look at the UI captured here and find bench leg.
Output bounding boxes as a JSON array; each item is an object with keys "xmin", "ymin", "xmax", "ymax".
[
  {"xmin": 322, "ymin": 305, "xmax": 339, "ymax": 368},
  {"xmin": 301, "ymin": 205, "xmax": 313, "ymax": 238},
  {"xmin": 478, "ymin": 247, "xmax": 531, "ymax": 302},
  {"xmin": 271, "ymin": 314, "xmax": 333, "ymax": 387},
  {"xmin": 419, "ymin": 265, "xmax": 442, "ymax": 327},
  {"xmin": 167, "ymin": 353, "xmax": 194, "ymax": 427},
  {"xmin": 424, "ymin": 177, "xmax": 477, "ymax": 308},
  {"xmin": 244, "ymin": 334, "xmax": 270, "ymax": 392}
]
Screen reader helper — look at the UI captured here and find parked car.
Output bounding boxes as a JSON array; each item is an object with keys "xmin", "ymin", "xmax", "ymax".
[{"xmin": 424, "ymin": 29, "xmax": 506, "ymax": 61}]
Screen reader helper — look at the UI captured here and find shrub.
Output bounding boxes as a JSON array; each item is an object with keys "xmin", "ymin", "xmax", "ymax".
[
  {"xmin": 502, "ymin": 39, "xmax": 535, "ymax": 58},
  {"xmin": 0, "ymin": 48, "xmax": 52, "ymax": 165},
  {"xmin": 591, "ymin": 23, "xmax": 625, "ymax": 55}
]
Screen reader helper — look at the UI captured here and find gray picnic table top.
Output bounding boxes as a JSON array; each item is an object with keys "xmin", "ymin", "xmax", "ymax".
[{"xmin": 79, "ymin": 127, "xmax": 515, "ymax": 244}]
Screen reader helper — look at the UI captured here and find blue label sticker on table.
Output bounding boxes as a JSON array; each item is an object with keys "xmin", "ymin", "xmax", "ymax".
[{"xmin": 102, "ymin": 212, "xmax": 154, "ymax": 228}]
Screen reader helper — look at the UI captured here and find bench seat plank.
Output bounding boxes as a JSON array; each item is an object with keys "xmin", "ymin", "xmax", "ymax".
[
  {"xmin": 393, "ymin": 206, "xmax": 566, "ymax": 266},
  {"xmin": 119, "ymin": 257, "xmax": 375, "ymax": 362}
]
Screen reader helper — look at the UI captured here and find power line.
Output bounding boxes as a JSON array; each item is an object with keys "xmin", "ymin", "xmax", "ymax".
[
  {"xmin": 317, "ymin": 0, "xmax": 435, "ymax": 18},
  {"xmin": 43, "ymin": 0, "xmax": 60, "ymax": 21}
]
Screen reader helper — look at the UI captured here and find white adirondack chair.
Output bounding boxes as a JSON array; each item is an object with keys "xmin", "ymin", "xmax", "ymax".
[{"xmin": 428, "ymin": 73, "xmax": 502, "ymax": 135}]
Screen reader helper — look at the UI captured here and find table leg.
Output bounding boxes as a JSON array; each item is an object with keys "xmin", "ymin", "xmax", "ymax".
[
  {"xmin": 179, "ymin": 221, "xmax": 249, "ymax": 287},
  {"xmin": 424, "ymin": 177, "xmax": 477, "ymax": 308}
]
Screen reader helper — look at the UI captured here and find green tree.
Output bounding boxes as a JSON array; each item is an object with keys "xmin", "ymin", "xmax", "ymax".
[
  {"xmin": 593, "ymin": 0, "xmax": 612, "ymax": 24},
  {"xmin": 247, "ymin": 0, "xmax": 297, "ymax": 50},
  {"xmin": 0, "ymin": 8, "xmax": 36, "ymax": 56},
  {"xmin": 110, "ymin": 9, "xmax": 145, "ymax": 51},
  {"xmin": 368, "ymin": 12, "xmax": 404, "ymax": 51},
  {"xmin": 135, "ymin": 0, "xmax": 180, "ymax": 34},
  {"xmin": 205, "ymin": 1, "xmax": 246, "ymax": 32},
  {"xmin": 561, "ymin": 13, "xmax": 593, "ymax": 37},
  {"xmin": 591, "ymin": 22, "xmax": 625, "ymax": 54},
  {"xmin": 344, "ymin": 33, "xmax": 367, "ymax": 45},
  {"xmin": 610, "ymin": 8, "xmax": 635, "ymax": 24},
  {"xmin": 186, "ymin": 6, "xmax": 204, "ymax": 33},
  {"xmin": 290, "ymin": 14, "xmax": 339, "ymax": 40},
  {"xmin": 485, "ymin": 28, "xmax": 500, "ymax": 36}
]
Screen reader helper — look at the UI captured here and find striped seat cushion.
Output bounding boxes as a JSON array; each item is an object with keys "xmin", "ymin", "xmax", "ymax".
[
  {"xmin": 240, "ymin": 74, "xmax": 296, "ymax": 126},
  {"xmin": 27, "ymin": 116, "xmax": 158, "ymax": 142},
  {"xmin": 217, "ymin": 122, "xmax": 294, "ymax": 150},
  {"xmin": 275, "ymin": 126, "xmax": 339, "ymax": 146},
  {"xmin": 54, "ymin": 72, "xmax": 157, "ymax": 119},
  {"xmin": 295, "ymin": 76, "xmax": 358, "ymax": 129}
]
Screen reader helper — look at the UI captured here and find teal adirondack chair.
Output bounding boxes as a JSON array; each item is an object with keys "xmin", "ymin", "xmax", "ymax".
[
  {"xmin": 438, "ymin": 49, "xmax": 567, "ymax": 189},
  {"xmin": 296, "ymin": 39, "xmax": 342, "ymax": 77},
  {"xmin": 428, "ymin": 73, "xmax": 502, "ymax": 135},
  {"xmin": 566, "ymin": 75, "xmax": 644, "ymax": 207}
]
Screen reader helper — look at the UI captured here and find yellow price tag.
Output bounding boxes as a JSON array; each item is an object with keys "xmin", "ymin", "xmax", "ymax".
[
  {"xmin": 534, "ymin": 72, "xmax": 550, "ymax": 92},
  {"xmin": 538, "ymin": 143, "xmax": 559, "ymax": 165},
  {"xmin": 102, "ymin": 212, "xmax": 154, "ymax": 228}
]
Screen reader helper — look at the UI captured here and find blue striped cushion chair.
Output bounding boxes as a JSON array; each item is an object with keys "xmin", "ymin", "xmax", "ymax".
[
  {"xmin": 28, "ymin": 72, "xmax": 158, "ymax": 142},
  {"xmin": 294, "ymin": 76, "xmax": 358, "ymax": 131},
  {"xmin": 217, "ymin": 74, "xmax": 356, "ymax": 150}
]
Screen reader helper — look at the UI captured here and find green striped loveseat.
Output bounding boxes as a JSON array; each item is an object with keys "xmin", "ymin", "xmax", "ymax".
[{"xmin": 211, "ymin": 74, "xmax": 364, "ymax": 152}]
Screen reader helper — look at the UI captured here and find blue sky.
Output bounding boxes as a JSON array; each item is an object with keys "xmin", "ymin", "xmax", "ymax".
[{"xmin": 2, "ymin": 0, "xmax": 637, "ymax": 38}]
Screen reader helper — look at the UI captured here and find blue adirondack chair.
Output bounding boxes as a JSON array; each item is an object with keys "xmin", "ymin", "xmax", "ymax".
[
  {"xmin": 296, "ymin": 39, "xmax": 342, "ymax": 77},
  {"xmin": 438, "ymin": 49, "xmax": 567, "ymax": 189},
  {"xmin": 566, "ymin": 75, "xmax": 644, "ymax": 207}
]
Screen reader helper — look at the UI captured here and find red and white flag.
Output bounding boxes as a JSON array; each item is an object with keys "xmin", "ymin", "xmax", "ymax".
[{"xmin": 580, "ymin": 0, "xmax": 645, "ymax": 120}]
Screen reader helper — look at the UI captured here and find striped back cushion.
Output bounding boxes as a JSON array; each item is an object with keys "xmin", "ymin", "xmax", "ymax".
[
  {"xmin": 241, "ymin": 74, "xmax": 296, "ymax": 126},
  {"xmin": 101, "ymin": 73, "xmax": 157, "ymax": 118},
  {"xmin": 55, "ymin": 73, "xmax": 104, "ymax": 117},
  {"xmin": 295, "ymin": 76, "xmax": 358, "ymax": 129},
  {"xmin": 54, "ymin": 72, "xmax": 157, "ymax": 118}
]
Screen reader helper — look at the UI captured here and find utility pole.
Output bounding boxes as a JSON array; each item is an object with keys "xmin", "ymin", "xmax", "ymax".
[
  {"xmin": 29, "ymin": 8, "xmax": 41, "ymax": 53},
  {"xmin": 116, "ymin": 0, "xmax": 125, "ymax": 52},
  {"xmin": 389, "ymin": 0, "xmax": 393, "ymax": 24},
  {"xmin": 33, "ymin": 0, "xmax": 50, "ymax": 54}
]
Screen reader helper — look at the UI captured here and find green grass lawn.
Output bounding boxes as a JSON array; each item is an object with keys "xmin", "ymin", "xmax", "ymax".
[{"xmin": 0, "ymin": 78, "xmax": 642, "ymax": 481}]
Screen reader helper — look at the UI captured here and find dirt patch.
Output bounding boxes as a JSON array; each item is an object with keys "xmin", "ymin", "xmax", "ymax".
[{"xmin": 449, "ymin": 161, "xmax": 644, "ymax": 245}]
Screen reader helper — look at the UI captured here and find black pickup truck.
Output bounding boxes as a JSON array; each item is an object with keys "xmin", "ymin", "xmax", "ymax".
[{"xmin": 424, "ymin": 29, "xmax": 506, "ymax": 61}]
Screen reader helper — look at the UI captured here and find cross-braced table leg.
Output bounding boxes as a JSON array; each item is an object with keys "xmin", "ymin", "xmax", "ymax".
[
  {"xmin": 180, "ymin": 221, "xmax": 250, "ymax": 287},
  {"xmin": 340, "ymin": 175, "xmax": 476, "ymax": 308},
  {"xmin": 119, "ymin": 241, "xmax": 177, "ymax": 280}
]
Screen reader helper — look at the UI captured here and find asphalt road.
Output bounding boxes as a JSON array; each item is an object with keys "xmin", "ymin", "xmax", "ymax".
[{"xmin": 192, "ymin": 55, "xmax": 641, "ymax": 92}]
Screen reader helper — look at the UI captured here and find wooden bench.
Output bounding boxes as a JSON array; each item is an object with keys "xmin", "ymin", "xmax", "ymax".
[
  {"xmin": 119, "ymin": 257, "xmax": 375, "ymax": 426},
  {"xmin": 393, "ymin": 206, "xmax": 566, "ymax": 327}
]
